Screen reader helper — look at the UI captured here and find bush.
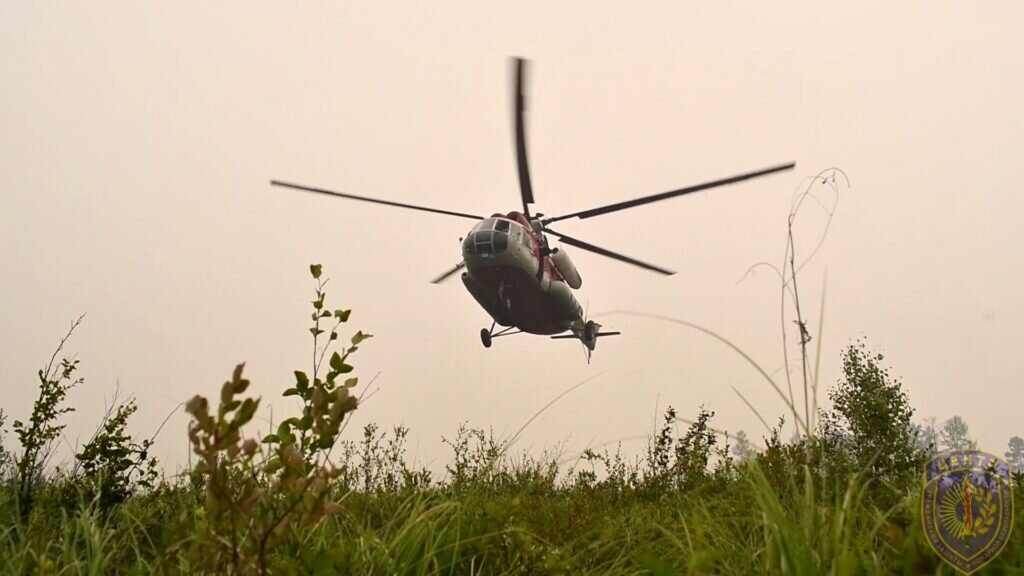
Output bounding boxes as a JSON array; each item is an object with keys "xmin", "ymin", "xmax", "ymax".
[
  {"xmin": 819, "ymin": 339, "xmax": 925, "ymax": 490},
  {"xmin": 72, "ymin": 398, "xmax": 158, "ymax": 513},
  {"xmin": 180, "ymin": 263, "xmax": 369, "ymax": 574},
  {"xmin": 5, "ymin": 265, "xmax": 1022, "ymax": 575}
]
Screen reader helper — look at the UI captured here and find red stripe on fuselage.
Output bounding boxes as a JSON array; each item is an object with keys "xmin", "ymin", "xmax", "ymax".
[{"xmin": 507, "ymin": 211, "xmax": 565, "ymax": 285}]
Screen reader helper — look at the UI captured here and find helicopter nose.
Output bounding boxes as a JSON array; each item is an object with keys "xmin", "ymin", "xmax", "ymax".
[{"xmin": 462, "ymin": 229, "xmax": 508, "ymax": 257}]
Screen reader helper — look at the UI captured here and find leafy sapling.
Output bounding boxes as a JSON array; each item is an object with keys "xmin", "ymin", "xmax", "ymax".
[
  {"xmin": 74, "ymin": 397, "xmax": 158, "ymax": 512},
  {"xmin": 183, "ymin": 264, "xmax": 370, "ymax": 575},
  {"xmin": 269, "ymin": 263, "xmax": 370, "ymax": 462},
  {"xmin": 13, "ymin": 315, "xmax": 85, "ymax": 522}
]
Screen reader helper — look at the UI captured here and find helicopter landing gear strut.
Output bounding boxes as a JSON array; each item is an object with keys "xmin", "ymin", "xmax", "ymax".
[{"xmin": 480, "ymin": 322, "xmax": 521, "ymax": 348}]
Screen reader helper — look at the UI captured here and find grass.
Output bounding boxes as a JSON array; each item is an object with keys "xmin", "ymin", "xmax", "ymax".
[
  {"xmin": 3, "ymin": 409, "xmax": 1024, "ymax": 575},
  {"xmin": 3, "ymin": 259, "xmax": 1022, "ymax": 575}
]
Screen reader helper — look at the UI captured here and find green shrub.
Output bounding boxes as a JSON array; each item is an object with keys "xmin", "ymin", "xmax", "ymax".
[
  {"xmin": 5, "ymin": 265, "xmax": 1023, "ymax": 575},
  {"xmin": 72, "ymin": 398, "xmax": 158, "ymax": 513},
  {"xmin": 12, "ymin": 317, "xmax": 84, "ymax": 523},
  {"xmin": 179, "ymin": 263, "xmax": 369, "ymax": 574}
]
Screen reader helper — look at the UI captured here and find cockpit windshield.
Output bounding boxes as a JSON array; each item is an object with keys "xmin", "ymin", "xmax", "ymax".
[
  {"xmin": 471, "ymin": 218, "xmax": 512, "ymax": 233},
  {"xmin": 464, "ymin": 218, "xmax": 516, "ymax": 257}
]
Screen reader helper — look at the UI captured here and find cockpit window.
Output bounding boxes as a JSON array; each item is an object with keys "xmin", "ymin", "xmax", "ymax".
[
  {"xmin": 473, "ymin": 218, "xmax": 517, "ymax": 232},
  {"xmin": 472, "ymin": 218, "xmax": 496, "ymax": 232},
  {"xmin": 464, "ymin": 218, "xmax": 516, "ymax": 257}
]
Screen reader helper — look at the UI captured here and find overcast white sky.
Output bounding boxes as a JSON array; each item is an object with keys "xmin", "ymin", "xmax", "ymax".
[{"xmin": 2, "ymin": 2, "xmax": 1021, "ymax": 472}]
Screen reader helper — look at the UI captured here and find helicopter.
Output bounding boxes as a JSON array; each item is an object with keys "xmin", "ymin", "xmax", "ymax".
[{"xmin": 271, "ymin": 58, "xmax": 794, "ymax": 359}]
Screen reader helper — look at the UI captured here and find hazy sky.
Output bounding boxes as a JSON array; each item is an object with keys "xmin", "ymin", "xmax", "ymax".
[{"xmin": 2, "ymin": 2, "xmax": 1022, "ymax": 472}]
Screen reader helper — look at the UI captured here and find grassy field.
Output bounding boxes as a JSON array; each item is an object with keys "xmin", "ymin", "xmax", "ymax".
[
  {"xmin": 2, "ymin": 418, "xmax": 1022, "ymax": 575},
  {"xmin": 2, "ymin": 265, "xmax": 1021, "ymax": 575}
]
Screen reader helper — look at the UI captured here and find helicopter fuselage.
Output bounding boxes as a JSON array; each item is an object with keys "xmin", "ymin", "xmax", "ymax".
[
  {"xmin": 270, "ymin": 57, "xmax": 795, "ymax": 357},
  {"xmin": 459, "ymin": 212, "xmax": 584, "ymax": 336}
]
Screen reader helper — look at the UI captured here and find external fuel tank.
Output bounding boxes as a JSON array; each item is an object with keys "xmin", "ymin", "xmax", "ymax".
[{"xmin": 550, "ymin": 248, "xmax": 582, "ymax": 289}]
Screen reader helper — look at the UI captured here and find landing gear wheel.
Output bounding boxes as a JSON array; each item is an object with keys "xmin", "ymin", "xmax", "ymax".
[
  {"xmin": 584, "ymin": 320, "xmax": 596, "ymax": 341},
  {"xmin": 480, "ymin": 328, "xmax": 493, "ymax": 348}
]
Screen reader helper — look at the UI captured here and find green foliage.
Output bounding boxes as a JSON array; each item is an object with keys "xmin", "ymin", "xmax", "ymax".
[
  {"xmin": 338, "ymin": 423, "xmax": 431, "ymax": 493},
  {"xmin": 181, "ymin": 264, "xmax": 368, "ymax": 574},
  {"xmin": 278, "ymin": 263, "xmax": 366, "ymax": 459},
  {"xmin": 6, "ymin": 271, "xmax": 1024, "ymax": 574},
  {"xmin": 10, "ymin": 421, "xmax": 1024, "ymax": 575},
  {"xmin": 184, "ymin": 364, "xmax": 272, "ymax": 574},
  {"xmin": 641, "ymin": 406, "xmax": 723, "ymax": 492},
  {"xmin": 441, "ymin": 423, "xmax": 504, "ymax": 490},
  {"xmin": 72, "ymin": 398, "xmax": 158, "ymax": 512},
  {"xmin": 577, "ymin": 442, "xmax": 641, "ymax": 495},
  {"xmin": 0, "ymin": 411, "xmax": 10, "ymax": 482},
  {"xmin": 820, "ymin": 339, "xmax": 924, "ymax": 488},
  {"xmin": 13, "ymin": 317, "xmax": 85, "ymax": 522}
]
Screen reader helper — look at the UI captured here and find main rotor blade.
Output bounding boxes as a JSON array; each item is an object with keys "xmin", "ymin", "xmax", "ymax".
[
  {"xmin": 513, "ymin": 58, "xmax": 534, "ymax": 217},
  {"xmin": 544, "ymin": 162, "xmax": 795, "ymax": 224},
  {"xmin": 270, "ymin": 180, "xmax": 483, "ymax": 221},
  {"xmin": 430, "ymin": 261, "xmax": 466, "ymax": 284},
  {"xmin": 545, "ymin": 229, "xmax": 674, "ymax": 275}
]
